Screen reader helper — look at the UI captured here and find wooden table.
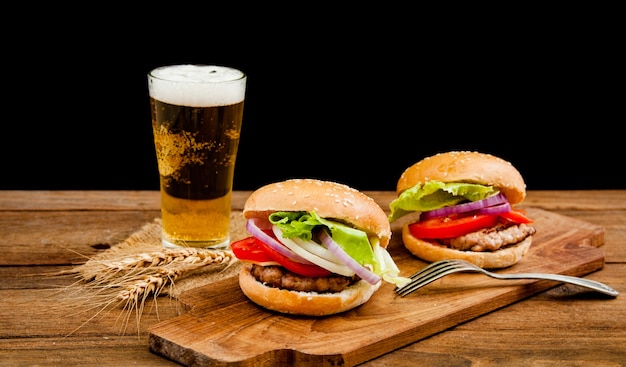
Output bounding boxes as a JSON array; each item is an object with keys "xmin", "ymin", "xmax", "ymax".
[{"xmin": 1, "ymin": 190, "xmax": 624, "ymax": 366}]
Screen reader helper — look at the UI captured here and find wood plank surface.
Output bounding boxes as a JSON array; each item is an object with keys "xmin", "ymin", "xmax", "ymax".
[
  {"xmin": 1, "ymin": 190, "xmax": 624, "ymax": 367},
  {"xmin": 148, "ymin": 207, "xmax": 609, "ymax": 366}
]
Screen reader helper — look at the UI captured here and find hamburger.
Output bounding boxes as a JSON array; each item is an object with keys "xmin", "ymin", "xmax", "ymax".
[
  {"xmin": 230, "ymin": 178, "xmax": 409, "ymax": 316},
  {"xmin": 388, "ymin": 151, "xmax": 536, "ymax": 269}
]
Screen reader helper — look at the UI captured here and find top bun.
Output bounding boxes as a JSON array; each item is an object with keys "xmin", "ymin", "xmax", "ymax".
[
  {"xmin": 243, "ymin": 179, "xmax": 391, "ymax": 247},
  {"xmin": 396, "ymin": 151, "xmax": 527, "ymax": 205}
]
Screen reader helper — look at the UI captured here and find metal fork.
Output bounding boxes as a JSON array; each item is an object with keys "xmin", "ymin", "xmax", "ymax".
[{"xmin": 395, "ymin": 259, "xmax": 619, "ymax": 297}]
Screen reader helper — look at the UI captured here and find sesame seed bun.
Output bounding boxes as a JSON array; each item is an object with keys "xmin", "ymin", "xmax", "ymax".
[
  {"xmin": 396, "ymin": 151, "xmax": 527, "ymax": 205},
  {"xmin": 402, "ymin": 227, "xmax": 533, "ymax": 269},
  {"xmin": 238, "ymin": 263, "xmax": 381, "ymax": 316},
  {"xmin": 243, "ymin": 178, "xmax": 391, "ymax": 247}
]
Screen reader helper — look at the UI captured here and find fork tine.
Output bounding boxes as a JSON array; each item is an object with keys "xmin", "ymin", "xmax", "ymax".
[
  {"xmin": 406, "ymin": 260, "xmax": 450, "ymax": 280},
  {"xmin": 411, "ymin": 260, "xmax": 465, "ymax": 280},
  {"xmin": 395, "ymin": 260, "xmax": 467, "ymax": 297},
  {"xmin": 396, "ymin": 266, "xmax": 457, "ymax": 296}
]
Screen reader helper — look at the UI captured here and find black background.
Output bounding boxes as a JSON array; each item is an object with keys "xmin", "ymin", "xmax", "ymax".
[{"xmin": 2, "ymin": 11, "xmax": 623, "ymax": 192}]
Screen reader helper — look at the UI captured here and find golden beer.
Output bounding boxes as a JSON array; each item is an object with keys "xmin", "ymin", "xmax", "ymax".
[{"xmin": 148, "ymin": 65, "xmax": 246, "ymax": 248}]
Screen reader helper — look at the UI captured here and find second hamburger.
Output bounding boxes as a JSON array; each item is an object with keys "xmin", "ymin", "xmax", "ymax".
[{"xmin": 388, "ymin": 151, "xmax": 536, "ymax": 269}]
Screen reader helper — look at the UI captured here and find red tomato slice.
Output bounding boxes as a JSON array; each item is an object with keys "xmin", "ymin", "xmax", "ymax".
[
  {"xmin": 410, "ymin": 214, "xmax": 499, "ymax": 239},
  {"xmin": 231, "ymin": 236, "xmax": 332, "ymax": 277},
  {"xmin": 230, "ymin": 236, "xmax": 277, "ymax": 264},
  {"xmin": 499, "ymin": 209, "xmax": 533, "ymax": 224}
]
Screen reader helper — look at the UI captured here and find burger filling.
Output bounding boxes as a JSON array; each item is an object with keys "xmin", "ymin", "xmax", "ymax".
[
  {"xmin": 250, "ymin": 264, "xmax": 360, "ymax": 293},
  {"xmin": 440, "ymin": 223, "xmax": 536, "ymax": 252}
]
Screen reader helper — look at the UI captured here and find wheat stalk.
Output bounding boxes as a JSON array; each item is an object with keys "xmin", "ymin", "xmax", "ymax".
[
  {"xmin": 58, "ymin": 246, "xmax": 238, "ymax": 337},
  {"xmin": 77, "ymin": 248, "xmax": 234, "ymax": 281}
]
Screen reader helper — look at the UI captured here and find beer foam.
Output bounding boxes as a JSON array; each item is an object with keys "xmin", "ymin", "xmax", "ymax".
[{"xmin": 149, "ymin": 65, "xmax": 246, "ymax": 107}]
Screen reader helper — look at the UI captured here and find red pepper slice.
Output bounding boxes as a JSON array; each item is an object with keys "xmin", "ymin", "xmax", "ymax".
[
  {"xmin": 499, "ymin": 209, "xmax": 533, "ymax": 224},
  {"xmin": 409, "ymin": 214, "xmax": 499, "ymax": 239},
  {"xmin": 231, "ymin": 236, "xmax": 331, "ymax": 277}
]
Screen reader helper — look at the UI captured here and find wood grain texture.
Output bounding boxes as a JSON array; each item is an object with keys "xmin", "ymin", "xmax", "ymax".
[
  {"xmin": 1, "ymin": 190, "xmax": 624, "ymax": 367},
  {"xmin": 148, "ymin": 208, "xmax": 608, "ymax": 366}
]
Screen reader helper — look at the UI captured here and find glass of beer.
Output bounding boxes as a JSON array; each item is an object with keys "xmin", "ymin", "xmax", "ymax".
[{"xmin": 148, "ymin": 65, "xmax": 246, "ymax": 249}]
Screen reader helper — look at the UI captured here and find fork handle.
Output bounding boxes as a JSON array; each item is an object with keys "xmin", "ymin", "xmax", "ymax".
[{"xmin": 490, "ymin": 273, "xmax": 619, "ymax": 297}]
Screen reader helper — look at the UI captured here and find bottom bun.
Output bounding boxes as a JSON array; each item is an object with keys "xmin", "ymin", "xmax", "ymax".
[
  {"xmin": 402, "ymin": 225, "xmax": 532, "ymax": 269},
  {"xmin": 238, "ymin": 263, "xmax": 381, "ymax": 316}
]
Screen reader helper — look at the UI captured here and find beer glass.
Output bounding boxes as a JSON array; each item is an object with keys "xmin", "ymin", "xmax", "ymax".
[{"xmin": 148, "ymin": 65, "xmax": 246, "ymax": 249}]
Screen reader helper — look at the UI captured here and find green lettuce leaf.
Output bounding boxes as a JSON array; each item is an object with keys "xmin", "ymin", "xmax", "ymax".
[
  {"xmin": 268, "ymin": 211, "xmax": 317, "ymax": 240},
  {"xmin": 268, "ymin": 211, "xmax": 376, "ymax": 269},
  {"xmin": 268, "ymin": 211, "xmax": 410, "ymax": 286},
  {"xmin": 388, "ymin": 181, "xmax": 498, "ymax": 222}
]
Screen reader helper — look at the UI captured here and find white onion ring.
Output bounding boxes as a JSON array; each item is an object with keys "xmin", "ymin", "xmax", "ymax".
[
  {"xmin": 246, "ymin": 218, "xmax": 312, "ymax": 264},
  {"xmin": 290, "ymin": 236, "xmax": 344, "ymax": 264},
  {"xmin": 420, "ymin": 193, "xmax": 508, "ymax": 220},
  {"xmin": 272, "ymin": 226, "xmax": 355, "ymax": 277},
  {"xmin": 318, "ymin": 230, "xmax": 382, "ymax": 285}
]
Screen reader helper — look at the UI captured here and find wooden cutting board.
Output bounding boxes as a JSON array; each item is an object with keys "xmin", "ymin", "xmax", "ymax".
[{"xmin": 149, "ymin": 208, "xmax": 607, "ymax": 366}]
